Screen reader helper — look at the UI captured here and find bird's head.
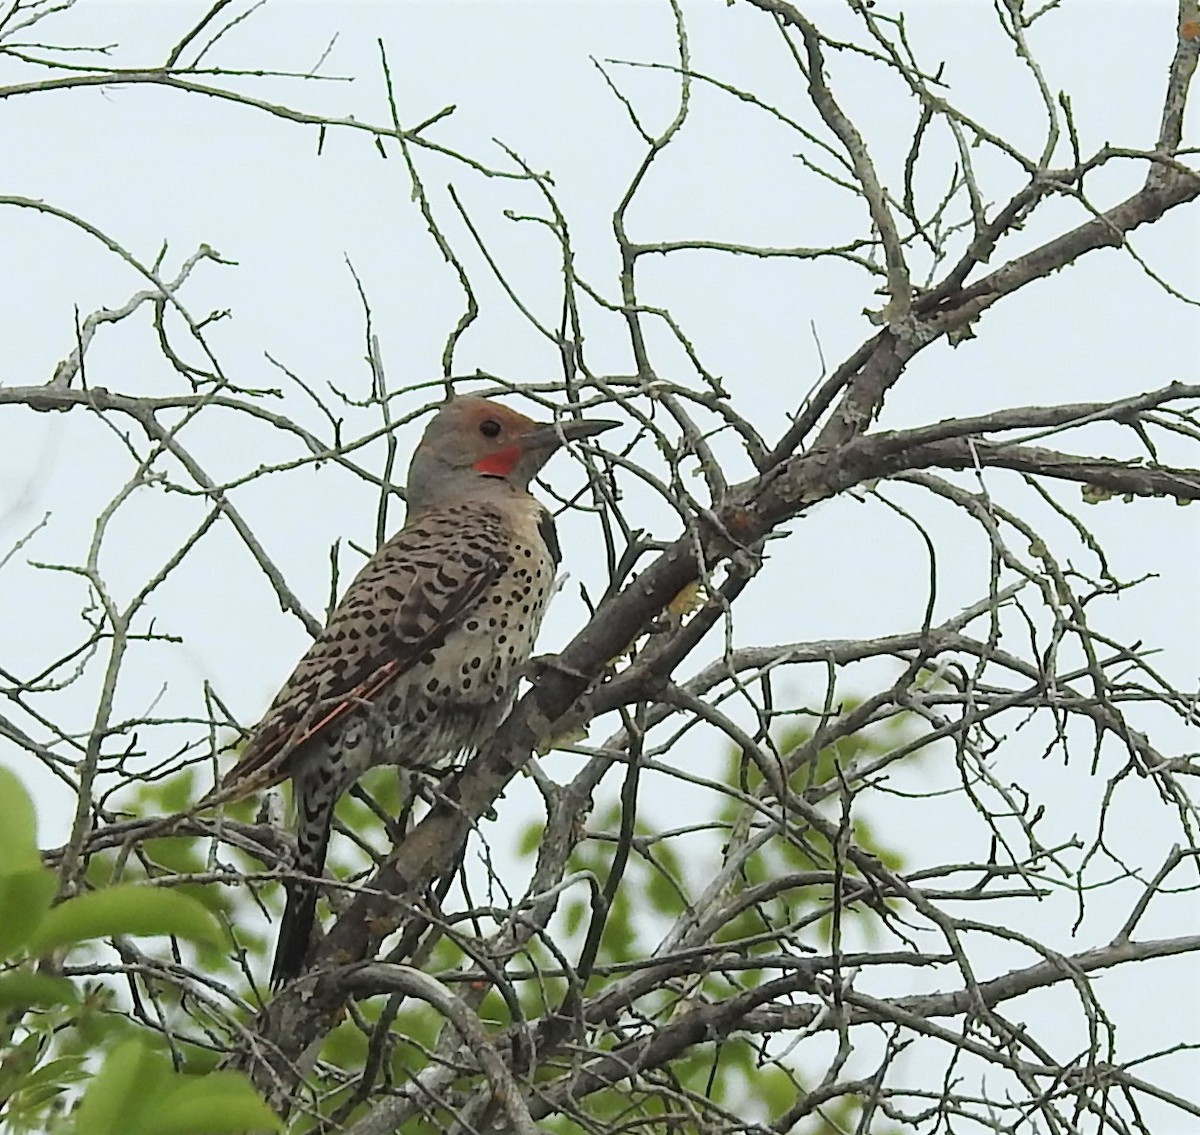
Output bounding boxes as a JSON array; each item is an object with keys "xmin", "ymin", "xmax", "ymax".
[{"xmin": 406, "ymin": 395, "xmax": 617, "ymax": 512}]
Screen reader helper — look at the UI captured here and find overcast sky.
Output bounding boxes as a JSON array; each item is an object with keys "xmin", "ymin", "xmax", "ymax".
[{"xmin": 1, "ymin": 0, "xmax": 1197, "ymax": 1125}]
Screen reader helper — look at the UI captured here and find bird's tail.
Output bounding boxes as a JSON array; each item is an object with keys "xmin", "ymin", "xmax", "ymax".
[
  {"xmin": 271, "ymin": 881, "xmax": 320, "ymax": 987},
  {"xmin": 271, "ymin": 779, "xmax": 335, "ymax": 987}
]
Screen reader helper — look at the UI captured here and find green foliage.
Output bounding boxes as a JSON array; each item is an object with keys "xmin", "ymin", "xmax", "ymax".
[
  {"xmin": 0, "ymin": 769, "xmax": 58, "ymax": 960},
  {"xmin": 68, "ymin": 1040, "xmax": 280, "ymax": 1135},
  {"xmin": 0, "ymin": 698, "xmax": 924, "ymax": 1133},
  {"xmin": 0, "ymin": 869, "xmax": 57, "ymax": 960},
  {"xmin": 712, "ymin": 706, "xmax": 910, "ymax": 955},
  {"xmin": 27, "ymin": 885, "xmax": 221, "ymax": 955},
  {"xmin": 0, "ymin": 769, "xmax": 40, "ymax": 870},
  {"xmin": 0, "ymin": 768, "xmax": 276, "ymax": 1135},
  {"xmin": 124, "ymin": 770, "xmax": 270, "ymax": 975},
  {"xmin": 515, "ymin": 698, "xmax": 924, "ymax": 1135},
  {"xmin": 0, "ymin": 974, "xmax": 76, "ymax": 1012}
]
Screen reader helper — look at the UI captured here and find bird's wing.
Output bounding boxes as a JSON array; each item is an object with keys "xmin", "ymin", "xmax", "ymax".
[{"xmin": 221, "ymin": 536, "xmax": 503, "ymax": 795}]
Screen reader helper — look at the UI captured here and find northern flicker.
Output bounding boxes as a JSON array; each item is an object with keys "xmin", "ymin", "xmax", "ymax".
[{"xmin": 220, "ymin": 396, "xmax": 616, "ymax": 985}]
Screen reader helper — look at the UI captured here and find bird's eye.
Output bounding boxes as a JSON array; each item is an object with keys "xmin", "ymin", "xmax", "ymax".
[{"xmin": 479, "ymin": 419, "xmax": 502, "ymax": 438}]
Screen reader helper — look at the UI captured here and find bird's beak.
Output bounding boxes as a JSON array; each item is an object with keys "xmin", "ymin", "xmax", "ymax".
[{"xmin": 525, "ymin": 416, "xmax": 619, "ymax": 449}]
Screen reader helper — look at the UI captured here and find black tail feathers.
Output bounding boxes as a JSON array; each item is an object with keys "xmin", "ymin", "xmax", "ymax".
[
  {"xmin": 271, "ymin": 881, "xmax": 318, "ymax": 987},
  {"xmin": 271, "ymin": 779, "xmax": 334, "ymax": 987}
]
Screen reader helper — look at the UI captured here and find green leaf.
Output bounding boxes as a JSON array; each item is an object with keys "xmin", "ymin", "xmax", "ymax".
[
  {"xmin": 10, "ymin": 1053, "xmax": 88, "ymax": 1096},
  {"xmin": 0, "ymin": 971, "xmax": 76, "ymax": 1009},
  {"xmin": 0, "ymin": 868, "xmax": 57, "ymax": 957},
  {"xmin": 70, "ymin": 1043, "xmax": 280, "ymax": 1135},
  {"xmin": 1, "ymin": 1054, "xmax": 88, "ymax": 1133},
  {"xmin": 158, "ymin": 769, "xmax": 196, "ymax": 813},
  {"xmin": 0, "ymin": 769, "xmax": 57, "ymax": 957},
  {"xmin": 29, "ymin": 885, "xmax": 221, "ymax": 954},
  {"xmin": 0, "ymin": 767, "xmax": 42, "ymax": 872},
  {"xmin": 516, "ymin": 820, "xmax": 544, "ymax": 857},
  {"xmin": 322, "ymin": 1019, "xmax": 368, "ymax": 1067},
  {"xmin": 154, "ymin": 1071, "xmax": 283, "ymax": 1135},
  {"xmin": 142, "ymin": 838, "xmax": 206, "ymax": 876},
  {"xmin": 70, "ymin": 1039, "xmax": 166, "ymax": 1135}
]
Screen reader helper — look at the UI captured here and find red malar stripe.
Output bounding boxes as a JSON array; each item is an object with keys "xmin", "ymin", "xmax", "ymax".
[{"xmin": 473, "ymin": 446, "xmax": 521, "ymax": 476}]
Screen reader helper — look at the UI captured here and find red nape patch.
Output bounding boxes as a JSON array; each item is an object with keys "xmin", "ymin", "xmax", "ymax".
[{"xmin": 473, "ymin": 446, "xmax": 521, "ymax": 476}]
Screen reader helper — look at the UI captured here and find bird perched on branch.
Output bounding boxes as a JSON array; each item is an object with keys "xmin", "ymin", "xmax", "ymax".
[{"xmin": 219, "ymin": 395, "xmax": 617, "ymax": 985}]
